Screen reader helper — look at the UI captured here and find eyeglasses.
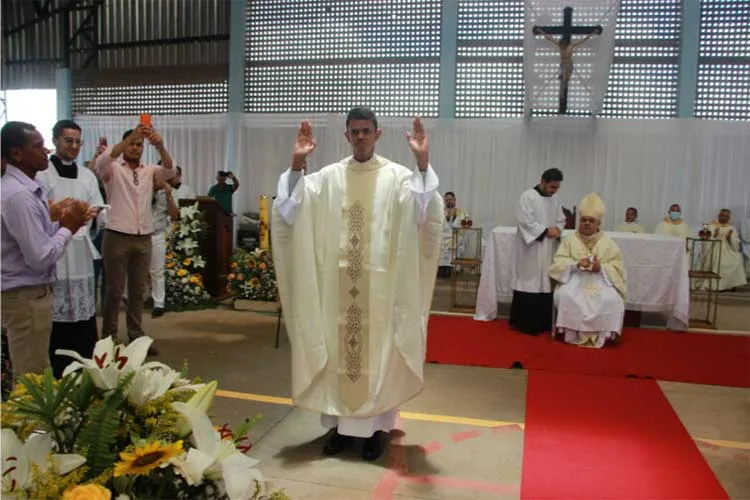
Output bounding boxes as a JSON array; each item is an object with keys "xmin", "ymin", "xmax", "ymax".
[
  {"xmin": 132, "ymin": 169, "xmax": 139, "ymax": 186},
  {"xmin": 60, "ymin": 137, "xmax": 84, "ymax": 146}
]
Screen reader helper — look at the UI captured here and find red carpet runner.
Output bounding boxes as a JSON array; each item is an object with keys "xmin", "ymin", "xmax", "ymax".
[
  {"xmin": 426, "ymin": 316, "xmax": 750, "ymax": 387},
  {"xmin": 521, "ymin": 371, "xmax": 728, "ymax": 499}
]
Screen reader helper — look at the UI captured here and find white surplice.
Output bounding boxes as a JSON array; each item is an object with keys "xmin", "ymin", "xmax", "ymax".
[
  {"xmin": 37, "ymin": 161, "xmax": 106, "ymax": 322},
  {"xmin": 654, "ymin": 220, "xmax": 690, "ymax": 239},
  {"xmin": 512, "ymin": 187, "xmax": 566, "ymax": 293},
  {"xmin": 615, "ymin": 222, "xmax": 645, "ymax": 234},
  {"xmin": 272, "ymin": 155, "xmax": 443, "ymax": 436},
  {"xmin": 707, "ymin": 223, "xmax": 747, "ymax": 291},
  {"xmin": 439, "ymin": 210, "xmax": 466, "ymax": 267}
]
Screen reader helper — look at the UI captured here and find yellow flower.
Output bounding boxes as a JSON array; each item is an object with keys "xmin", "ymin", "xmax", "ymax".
[
  {"xmin": 189, "ymin": 275, "xmax": 200, "ymax": 284},
  {"xmin": 113, "ymin": 441, "xmax": 184, "ymax": 477},
  {"xmin": 62, "ymin": 484, "xmax": 112, "ymax": 500},
  {"xmin": 177, "ymin": 269, "xmax": 188, "ymax": 277},
  {"xmin": 166, "ymin": 261, "xmax": 176, "ymax": 269},
  {"xmin": 231, "ymin": 262, "xmax": 238, "ymax": 269},
  {"xmin": 250, "ymin": 277, "xmax": 260, "ymax": 288},
  {"xmin": 183, "ymin": 258, "xmax": 192, "ymax": 266}
]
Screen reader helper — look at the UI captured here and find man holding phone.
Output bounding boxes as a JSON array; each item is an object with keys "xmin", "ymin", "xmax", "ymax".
[
  {"xmin": 37, "ymin": 120, "xmax": 107, "ymax": 377},
  {"xmin": 208, "ymin": 170, "xmax": 240, "ymax": 214},
  {"xmin": 95, "ymin": 119, "xmax": 174, "ymax": 355}
]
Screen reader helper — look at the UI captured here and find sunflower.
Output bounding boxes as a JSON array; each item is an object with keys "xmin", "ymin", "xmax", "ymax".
[{"xmin": 113, "ymin": 440, "xmax": 184, "ymax": 477}]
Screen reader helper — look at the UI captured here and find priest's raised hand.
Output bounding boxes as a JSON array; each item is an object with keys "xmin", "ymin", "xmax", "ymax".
[
  {"xmin": 291, "ymin": 120, "xmax": 317, "ymax": 171},
  {"xmin": 406, "ymin": 117, "xmax": 429, "ymax": 171}
]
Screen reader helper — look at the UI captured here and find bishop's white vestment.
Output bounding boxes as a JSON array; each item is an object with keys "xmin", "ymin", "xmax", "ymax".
[
  {"xmin": 271, "ymin": 155, "xmax": 443, "ymax": 437},
  {"xmin": 548, "ymin": 232, "xmax": 626, "ymax": 348}
]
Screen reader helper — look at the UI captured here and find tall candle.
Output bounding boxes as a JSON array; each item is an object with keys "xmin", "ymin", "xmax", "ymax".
[{"xmin": 259, "ymin": 195, "xmax": 269, "ymax": 250}]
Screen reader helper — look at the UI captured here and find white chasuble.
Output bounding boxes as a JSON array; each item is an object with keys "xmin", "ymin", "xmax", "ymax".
[
  {"xmin": 512, "ymin": 188, "xmax": 566, "ymax": 293},
  {"xmin": 548, "ymin": 233, "xmax": 626, "ymax": 347},
  {"xmin": 272, "ymin": 155, "xmax": 443, "ymax": 418}
]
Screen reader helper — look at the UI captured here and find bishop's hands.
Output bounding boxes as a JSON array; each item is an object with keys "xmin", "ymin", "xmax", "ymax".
[
  {"xmin": 291, "ymin": 120, "xmax": 317, "ymax": 171},
  {"xmin": 406, "ymin": 117, "xmax": 429, "ymax": 172},
  {"xmin": 577, "ymin": 256, "xmax": 600, "ymax": 273}
]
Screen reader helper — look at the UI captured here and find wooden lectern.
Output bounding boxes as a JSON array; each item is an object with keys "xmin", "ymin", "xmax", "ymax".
[{"xmin": 180, "ymin": 197, "xmax": 233, "ymax": 297}]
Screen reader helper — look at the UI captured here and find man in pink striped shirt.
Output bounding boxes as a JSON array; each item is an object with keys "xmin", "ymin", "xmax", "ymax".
[{"xmin": 95, "ymin": 125, "xmax": 174, "ymax": 355}]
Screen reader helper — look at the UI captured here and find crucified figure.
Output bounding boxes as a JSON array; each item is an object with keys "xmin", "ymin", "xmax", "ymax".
[{"xmin": 533, "ymin": 26, "xmax": 602, "ymax": 90}]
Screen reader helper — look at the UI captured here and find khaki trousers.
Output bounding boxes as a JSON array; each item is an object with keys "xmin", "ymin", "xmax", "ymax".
[
  {"xmin": 1, "ymin": 284, "xmax": 53, "ymax": 377},
  {"xmin": 102, "ymin": 230, "xmax": 152, "ymax": 341}
]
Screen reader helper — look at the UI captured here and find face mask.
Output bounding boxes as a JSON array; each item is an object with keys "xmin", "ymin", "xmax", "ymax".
[{"xmin": 669, "ymin": 211, "xmax": 681, "ymax": 221}]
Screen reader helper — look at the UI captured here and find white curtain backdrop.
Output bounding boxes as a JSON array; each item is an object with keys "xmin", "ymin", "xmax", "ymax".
[
  {"xmin": 75, "ymin": 114, "xmax": 750, "ymax": 236},
  {"xmin": 524, "ymin": 0, "xmax": 619, "ymax": 115},
  {"xmin": 75, "ymin": 114, "xmax": 228, "ymax": 200}
]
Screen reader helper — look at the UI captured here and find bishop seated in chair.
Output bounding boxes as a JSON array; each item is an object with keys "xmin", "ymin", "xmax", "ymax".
[{"xmin": 548, "ymin": 193, "xmax": 626, "ymax": 348}]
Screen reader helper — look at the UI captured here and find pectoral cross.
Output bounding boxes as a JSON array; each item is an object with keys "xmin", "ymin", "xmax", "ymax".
[{"xmin": 532, "ymin": 6, "xmax": 603, "ymax": 114}]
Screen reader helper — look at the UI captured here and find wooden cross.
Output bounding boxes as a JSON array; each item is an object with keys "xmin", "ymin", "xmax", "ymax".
[{"xmin": 532, "ymin": 6, "xmax": 603, "ymax": 114}]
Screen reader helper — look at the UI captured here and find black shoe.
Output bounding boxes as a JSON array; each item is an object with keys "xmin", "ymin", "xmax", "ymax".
[
  {"xmin": 152, "ymin": 307, "xmax": 164, "ymax": 318},
  {"xmin": 362, "ymin": 431, "xmax": 387, "ymax": 461},
  {"xmin": 322, "ymin": 428, "xmax": 351, "ymax": 456},
  {"xmin": 147, "ymin": 346, "xmax": 159, "ymax": 357}
]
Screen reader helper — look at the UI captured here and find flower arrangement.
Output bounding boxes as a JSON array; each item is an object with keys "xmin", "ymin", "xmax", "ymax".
[
  {"xmin": 227, "ymin": 249, "xmax": 278, "ymax": 302},
  {"xmin": 0, "ymin": 337, "xmax": 289, "ymax": 500},
  {"xmin": 166, "ymin": 203, "xmax": 213, "ymax": 310}
]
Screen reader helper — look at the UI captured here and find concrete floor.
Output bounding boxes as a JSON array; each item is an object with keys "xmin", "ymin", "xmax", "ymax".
[{"xmin": 122, "ymin": 305, "xmax": 750, "ymax": 500}]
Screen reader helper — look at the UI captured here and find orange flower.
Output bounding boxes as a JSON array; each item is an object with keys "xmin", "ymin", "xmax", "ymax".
[
  {"xmin": 166, "ymin": 262, "xmax": 176, "ymax": 269},
  {"xmin": 227, "ymin": 273, "xmax": 235, "ymax": 280},
  {"xmin": 231, "ymin": 262, "xmax": 238, "ymax": 269},
  {"xmin": 237, "ymin": 273, "xmax": 244, "ymax": 281},
  {"xmin": 259, "ymin": 262, "xmax": 267, "ymax": 270}
]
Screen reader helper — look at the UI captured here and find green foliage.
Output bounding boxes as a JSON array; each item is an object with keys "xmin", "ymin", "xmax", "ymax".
[{"xmin": 77, "ymin": 372, "xmax": 135, "ymax": 480}]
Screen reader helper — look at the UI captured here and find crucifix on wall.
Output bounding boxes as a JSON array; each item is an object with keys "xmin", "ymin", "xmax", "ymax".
[{"xmin": 532, "ymin": 6, "xmax": 603, "ymax": 114}]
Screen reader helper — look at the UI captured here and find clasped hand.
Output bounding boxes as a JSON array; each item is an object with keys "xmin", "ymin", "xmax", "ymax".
[
  {"xmin": 577, "ymin": 256, "xmax": 600, "ymax": 273},
  {"xmin": 49, "ymin": 198, "xmax": 97, "ymax": 233}
]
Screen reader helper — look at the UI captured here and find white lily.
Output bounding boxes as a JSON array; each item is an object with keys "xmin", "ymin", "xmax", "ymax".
[
  {"xmin": 1, "ymin": 429, "xmax": 86, "ymax": 498},
  {"xmin": 174, "ymin": 381, "xmax": 217, "ymax": 436},
  {"xmin": 170, "ymin": 402, "xmax": 263, "ymax": 500},
  {"xmin": 179, "ymin": 203, "xmax": 199, "ymax": 221},
  {"xmin": 176, "ymin": 238, "xmax": 199, "ymax": 253},
  {"xmin": 127, "ymin": 365, "xmax": 180, "ymax": 407},
  {"xmin": 57, "ymin": 336, "xmax": 160, "ymax": 391}
]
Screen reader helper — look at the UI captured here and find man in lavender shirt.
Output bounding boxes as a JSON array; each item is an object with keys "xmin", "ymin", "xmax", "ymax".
[{"xmin": 1, "ymin": 121, "xmax": 91, "ymax": 378}]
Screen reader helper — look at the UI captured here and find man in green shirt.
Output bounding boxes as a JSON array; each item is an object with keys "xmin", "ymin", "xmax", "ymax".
[{"xmin": 208, "ymin": 170, "xmax": 239, "ymax": 214}]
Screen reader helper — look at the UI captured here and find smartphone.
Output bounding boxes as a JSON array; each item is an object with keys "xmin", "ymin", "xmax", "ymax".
[
  {"xmin": 96, "ymin": 204, "xmax": 112, "ymax": 212},
  {"xmin": 99, "ymin": 136, "xmax": 107, "ymax": 147},
  {"xmin": 139, "ymin": 113, "xmax": 152, "ymax": 128}
]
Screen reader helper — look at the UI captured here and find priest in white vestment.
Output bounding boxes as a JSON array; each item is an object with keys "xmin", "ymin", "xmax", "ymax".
[
  {"xmin": 654, "ymin": 203, "xmax": 691, "ymax": 239},
  {"xmin": 615, "ymin": 207, "xmax": 644, "ymax": 233},
  {"xmin": 36, "ymin": 120, "xmax": 105, "ymax": 377},
  {"xmin": 705, "ymin": 209, "xmax": 747, "ymax": 291},
  {"xmin": 438, "ymin": 191, "xmax": 467, "ymax": 278},
  {"xmin": 509, "ymin": 169, "xmax": 566, "ymax": 334},
  {"xmin": 548, "ymin": 193, "xmax": 626, "ymax": 348},
  {"xmin": 271, "ymin": 108, "xmax": 443, "ymax": 461}
]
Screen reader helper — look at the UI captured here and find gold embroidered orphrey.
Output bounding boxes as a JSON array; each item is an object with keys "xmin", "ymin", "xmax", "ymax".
[
  {"xmin": 344, "ymin": 201, "xmax": 365, "ymax": 383},
  {"xmin": 344, "ymin": 201, "xmax": 365, "ymax": 384}
]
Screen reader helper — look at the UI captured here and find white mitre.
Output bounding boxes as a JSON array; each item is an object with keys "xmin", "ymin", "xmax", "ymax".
[{"xmin": 579, "ymin": 193, "xmax": 606, "ymax": 220}]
